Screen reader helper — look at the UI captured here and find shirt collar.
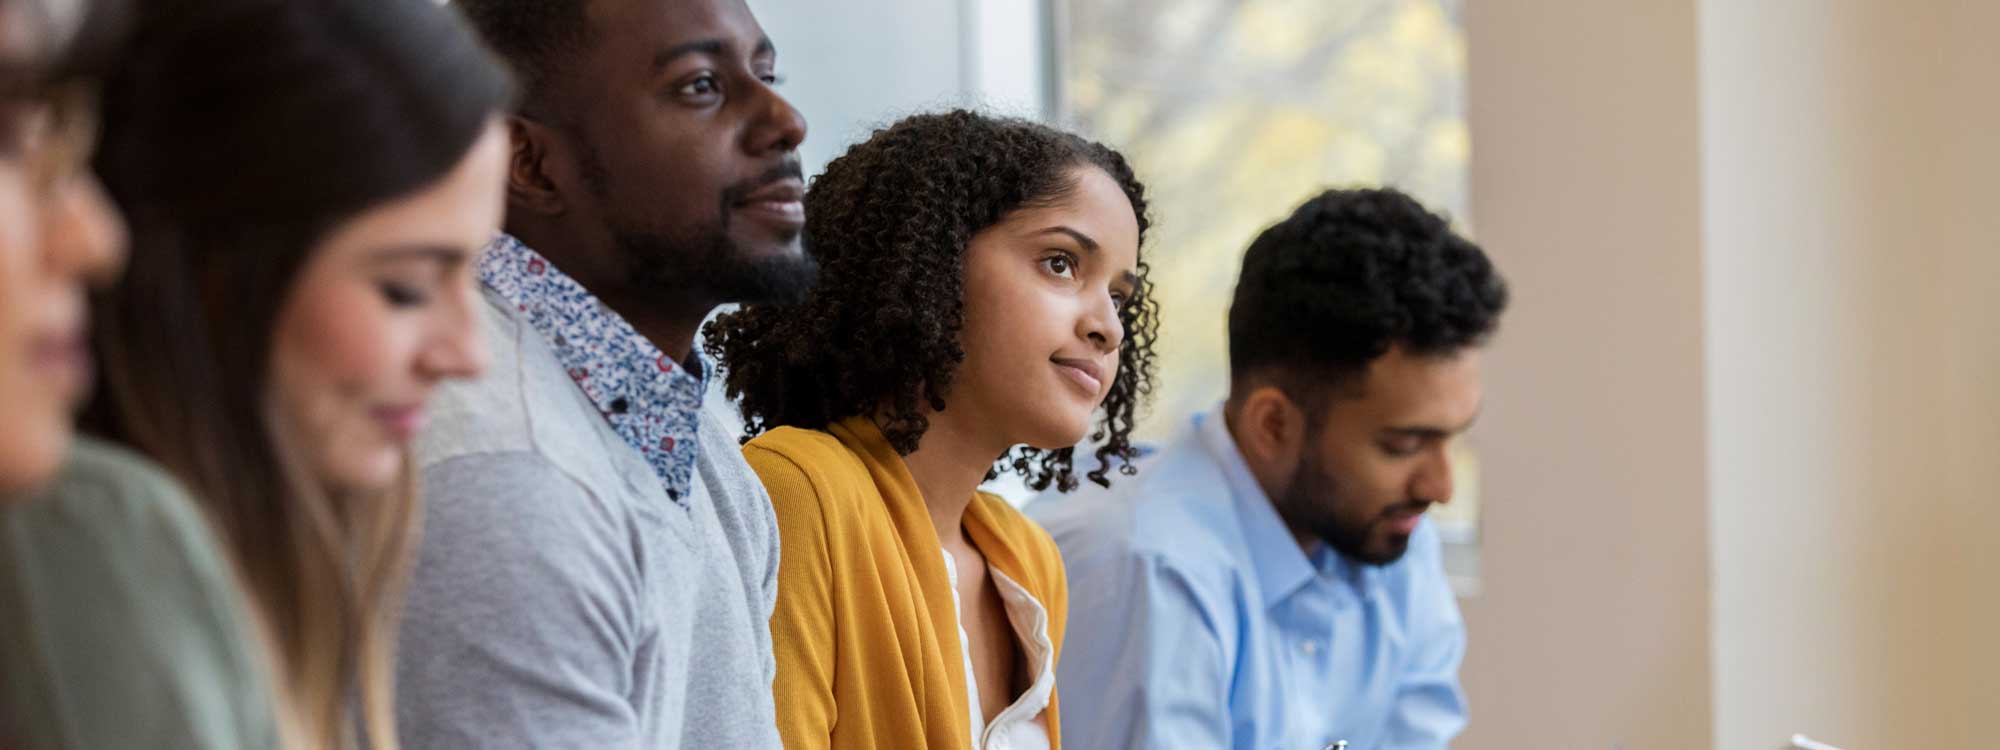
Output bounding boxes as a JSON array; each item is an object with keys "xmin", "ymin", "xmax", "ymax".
[
  {"xmin": 478, "ymin": 233, "xmax": 706, "ymax": 505},
  {"xmin": 1194, "ymin": 405, "xmax": 1379, "ymax": 608}
]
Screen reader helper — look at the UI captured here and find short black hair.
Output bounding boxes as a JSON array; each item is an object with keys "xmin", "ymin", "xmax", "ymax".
[
  {"xmin": 1228, "ymin": 187, "xmax": 1507, "ymax": 401},
  {"xmin": 451, "ymin": 0, "xmax": 591, "ymax": 117},
  {"xmin": 704, "ymin": 109, "xmax": 1159, "ymax": 492}
]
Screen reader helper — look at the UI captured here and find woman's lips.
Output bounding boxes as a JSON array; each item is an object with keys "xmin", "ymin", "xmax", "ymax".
[
  {"xmin": 1051, "ymin": 357, "xmax": 1105, "ymax": 396},
  {"xmin": 29, "ymin": 330, "xmax": 91, "ymax": 398},
  {"xmin": 372, "ymin": 404, "xmax": 429, "ymax": 441}
]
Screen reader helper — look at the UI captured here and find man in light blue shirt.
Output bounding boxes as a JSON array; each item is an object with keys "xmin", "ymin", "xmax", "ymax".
[{"xmin": 1028, "ymin": 188, "xmax": 1508, "ymax": 750}]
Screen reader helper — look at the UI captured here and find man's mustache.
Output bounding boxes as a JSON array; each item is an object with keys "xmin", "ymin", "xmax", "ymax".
[{"xmin": 722, "ymin": 159, "xmax": 806, "ymax": 206}]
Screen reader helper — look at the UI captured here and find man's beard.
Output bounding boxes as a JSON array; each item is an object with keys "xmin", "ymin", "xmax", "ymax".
[
  {"xmin": 1272, "ymin": 454, "xmax": 1420, "ymax": 566},
  {"xmin": 581, "ymin": 140, "xmax": 818, "ymax": 305},
  {"xmin": 612, "ymin": 222, "xmax": 818, "ymax": 306}
]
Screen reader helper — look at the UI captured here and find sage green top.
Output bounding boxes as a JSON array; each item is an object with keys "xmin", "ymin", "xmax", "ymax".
[{"xmin": 0, "ymin": 437, "xmax": 281, "ymax": 750}]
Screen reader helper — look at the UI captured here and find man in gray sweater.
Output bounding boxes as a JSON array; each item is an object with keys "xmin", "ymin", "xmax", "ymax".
[{"xmin": 396, "ymin": 0, "xmax": 814, "ymax": 747}]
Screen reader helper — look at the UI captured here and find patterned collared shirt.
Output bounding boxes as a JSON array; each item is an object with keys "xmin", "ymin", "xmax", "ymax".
[{"xmin": 477, "ymin": 233, "xmax": 704, "ymax": 505}]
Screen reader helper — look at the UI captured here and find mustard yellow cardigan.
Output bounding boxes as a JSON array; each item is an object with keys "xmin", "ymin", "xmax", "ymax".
[{"xmin": 744, "ymin": 417, "xmax": 1069, "ymax": 750}]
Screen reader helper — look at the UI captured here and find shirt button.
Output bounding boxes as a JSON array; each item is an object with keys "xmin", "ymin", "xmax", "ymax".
[{"xmin": 1301, "ymin": 639, "xmax": 1320, "ymax": 656}]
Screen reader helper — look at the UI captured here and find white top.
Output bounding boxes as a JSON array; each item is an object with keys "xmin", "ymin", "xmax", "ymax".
[{"xmin": 941, "ymin": 548, "xmax": 1056, "ymax": 750}]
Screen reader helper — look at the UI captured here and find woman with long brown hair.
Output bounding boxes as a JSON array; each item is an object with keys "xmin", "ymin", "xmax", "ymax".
[{"xmin": 84, "ymin": 0, "xmax": 512, "ymax": 746}]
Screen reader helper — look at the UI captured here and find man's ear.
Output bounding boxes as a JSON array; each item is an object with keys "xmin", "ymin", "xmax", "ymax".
[
  {"xmin": 1231, "ymin": 383, "xmax": 1309, "ymax": 496},
  {"xmin": 506, "ymin": 115, "xmax": 567, "ymax": 217}
]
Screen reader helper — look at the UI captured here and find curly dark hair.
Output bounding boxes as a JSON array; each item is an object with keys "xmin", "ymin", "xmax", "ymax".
[
  {"xmin": 703, "ymin": 109, "xmax": 1158, "ymax": 492},
  {"xmin": 1229, "ymin": 187, "xmax": 1508, "ymax": 403}
]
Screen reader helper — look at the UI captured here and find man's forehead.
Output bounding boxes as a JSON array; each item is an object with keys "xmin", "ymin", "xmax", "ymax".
[
  {"xmin": 1347, "ymin": 348, "xmax": 1484, "ymax": 424},
  {"xmin": 584, "ymin": 0, "xmax": 767, "ymax": 59}
]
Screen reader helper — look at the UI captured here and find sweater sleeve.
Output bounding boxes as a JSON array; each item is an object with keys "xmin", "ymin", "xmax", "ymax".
[{"xmin": 0, "ymin": 440, "xmax": 282, "ymax": 750}]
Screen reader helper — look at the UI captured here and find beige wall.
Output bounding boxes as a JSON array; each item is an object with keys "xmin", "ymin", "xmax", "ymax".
[
  {"xmin": 1948, "ymin": 0, "xmax": 2000, "ymax": 733},
  {"xmin": 1462, "ymin": 0, "xmax": 1998, "ymax": 747},
  {"xmin": 1458, "ymin": 2, "xmax": 1713, "ymax": 748},
  {"xmin": 1702, "ymin": 0, "xmax": 2000, "ymax": 748}
]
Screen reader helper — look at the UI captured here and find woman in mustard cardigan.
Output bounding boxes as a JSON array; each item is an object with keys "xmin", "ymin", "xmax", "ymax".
[{"xmin": 704, "ymin": 110, "xmax": 1159, "ymax": 750}]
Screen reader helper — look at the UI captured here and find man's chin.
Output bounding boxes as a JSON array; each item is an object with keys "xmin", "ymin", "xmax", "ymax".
[
  {"xmin": 727, "ymin": 219, "xmax": 805, "ymax": 260},
  {"xmin": 1368, "ymin": 534, "xmax": 1414, "ymax": 566},
  {"xmin": 721, "ymin": 250, "xmax": 819, "ymax": 306},
  {"xmin": 1338, "ymin": 528, "xmax": 1413, "ymax": 567}
]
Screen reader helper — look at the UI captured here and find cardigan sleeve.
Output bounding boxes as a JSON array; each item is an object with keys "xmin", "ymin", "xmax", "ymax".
[{"xmin": 743, "ymin": 443, "xmax": 838, "ymax": 750}]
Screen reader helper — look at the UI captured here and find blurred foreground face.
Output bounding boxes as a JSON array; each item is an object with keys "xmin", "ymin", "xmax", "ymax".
[
  {"xmin": 0, "ymin": 0, "xmax": 125, "ymax": 498},
  {"xmin": 267, "ymin": 120, "xmax": 508, "ymax": 495}
]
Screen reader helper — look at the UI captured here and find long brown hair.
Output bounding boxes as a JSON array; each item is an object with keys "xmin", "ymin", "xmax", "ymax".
[{"xmin": 81, "ymin": 0, "xmax": 510, "ymax": 746}]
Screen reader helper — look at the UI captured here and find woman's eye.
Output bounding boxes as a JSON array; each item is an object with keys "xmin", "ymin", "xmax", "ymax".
[{"xmin": 1043, "ymin": 254, "xmax": 1076, "ymax": 278}]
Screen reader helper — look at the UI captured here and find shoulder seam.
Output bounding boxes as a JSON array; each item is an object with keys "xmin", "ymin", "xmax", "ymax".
[{"xmin": 424, "ymin": 449, "xmax": 607, "ymax": 507}]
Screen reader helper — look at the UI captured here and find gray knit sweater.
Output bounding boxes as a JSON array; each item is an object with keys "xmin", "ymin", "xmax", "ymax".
[{"xmin": 395, "ymin": 291, "xmax": 782, "ymax": 749}]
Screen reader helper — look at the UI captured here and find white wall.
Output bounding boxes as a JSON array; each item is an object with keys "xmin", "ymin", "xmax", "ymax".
[
  {"xmin": 965, "ymin": 0, "xmax": 1048, "ymax": 118},
  {"xmin": 1701, "ymin": 1, "xmax": 2000, "ymax": 748},
  {"xmin": 751, "ymin": 0, "xmax": 963, "ymax": 176},
  {"xmin": 749, "ymin": 0, "xmax": 1046, "ymax": 177}
]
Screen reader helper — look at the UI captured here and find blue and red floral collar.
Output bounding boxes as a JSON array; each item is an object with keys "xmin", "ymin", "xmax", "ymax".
[{"xmin": 479, "ymin": 233, "xmax": 704, "ymax": 506}]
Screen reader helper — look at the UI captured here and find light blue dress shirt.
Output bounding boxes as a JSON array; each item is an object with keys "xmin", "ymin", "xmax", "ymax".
[{"xmin": 1026, "ymin": 407, "xmax": 1466, "ymax": 750}]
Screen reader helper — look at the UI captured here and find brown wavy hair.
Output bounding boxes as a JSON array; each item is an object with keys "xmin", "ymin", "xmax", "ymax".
[
  {"xmin": 704, "ymin": 110, "xmax": 1159, "ymax": 491},
  {"xmin": 82, "ymin": 0, "xmax": 510, "ymax": 747}
]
